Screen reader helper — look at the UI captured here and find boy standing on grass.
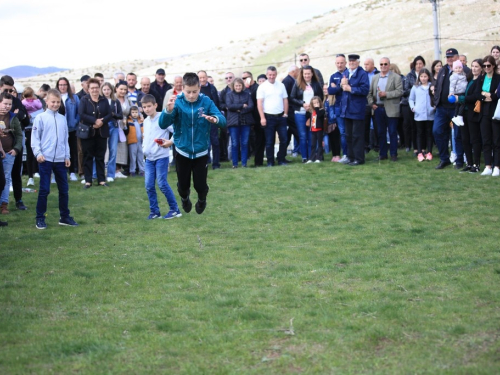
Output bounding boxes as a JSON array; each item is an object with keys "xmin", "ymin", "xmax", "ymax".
[
  {"xmin": 160, "ymin": 73, "xmax": 226, "ymax": 214},
  {"xmin": 31, "ymin": 89, "xmax": 78, "ymax": 229},
  {"xmin": 141, "ymin": 94, "xmax": 181, "ymax": 220}
]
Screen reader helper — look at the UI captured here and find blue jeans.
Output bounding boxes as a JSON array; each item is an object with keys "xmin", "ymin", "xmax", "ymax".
[
  {"xmin": 433, "ymin": 106, "xmax": 454, "ymax": 162},
  {"xmin": 36, "ymin": 161, "xmax": 70, "ymax": 220},
  {"xmin": 1, "ymin": 153, "xmax": 15, "ymax": 204},
  {"xmin": 228, "ymin": 125, "xmax": 250, "ymax": 167},
  {"xmin": 264, "ymin": 115, "xmax": 288, "ymax": 165},
  {"xmin": 295, "ymin": 112, "xmax": 311, "ymax": 160},
  {"xmin": 145, "ymin": 157, "xmax": 178, "ymax": 214},
  {"xmin": 335, "ymin": 107, "xmax": 348, "ymax": 156},
  {"xmin": 107, "ymin": 125, "xmax": 119, "ymax": 178},
  {"xmin": 374, "ymin": 107, "xmax": 399, "ymax": 157}
]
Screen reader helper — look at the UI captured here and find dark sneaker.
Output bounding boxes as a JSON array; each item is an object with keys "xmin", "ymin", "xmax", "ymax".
[
  {"xmin": 147, "ymin": 212, "xmax": 161, "ymax": 220},
  {"xmin": 0, "ymin": 220, "xmax": 7, "ymax": 227},
  {"xmin": 469, "ymin": 165, "xmax": 479, "ymax": 173},
  {"xmin": 16, "ymin": 200, "xmax": 28, "ymax": 210},
  {"xmin": 59, "ymin": 216, "xmax": 78, "ymax": 227},
  {"xmin": 36, "ymin": 218, "xmax": 47, "ymax": 230},
  {"xmin": 163, "ymin": 209, "xmax": 182, "ymax": 220},
  {"xmin": 195, "ymin": 200, "xmax": 206, "ymax": 214},
  {"xmin": 182, "ymin": 197, "xmax": 192, "ymax": 213}
]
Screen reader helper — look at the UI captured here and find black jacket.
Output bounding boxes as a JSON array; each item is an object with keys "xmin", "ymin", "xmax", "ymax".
[
  {"xmin": 464, "ymin": 78, "xmax": 482, "ymax": 123},
  {"xmin": 219, "ymin": 86, "xmax": 231, "ymax": 113},
  {"xmin": 150, "ymin": 81, "xmax": 172, "ymax": 102},
  {"xmin": 12, "ymin": 96, "xmax": 30, "ymax": 129},
  {"xmin": 290, "ymin": 81, "xmax": 324, "ymax": 112},
  {"xmin": 78, "ymin": 95, "xmax": 112, "ymax": 138},
  {"xmin": 473, "ymin": 73, "xmax": 500, "ymax": 119},
  {"xmin": 137, "ymin": 89, "xmax": 162, "ymax": 110},
  {"xmin": 225, "ymin": 90, "xmax": 254, "ymax": 126},
  {"xmin": 200, "ymin": 83, "xmax": 221, "ymax": 111},
  {"xmin": 433, "ymin": 65, "xmax": 472, "ymax": 108}
]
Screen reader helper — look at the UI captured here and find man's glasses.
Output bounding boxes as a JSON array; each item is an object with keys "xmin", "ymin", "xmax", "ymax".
[
  {"xmin": 225, "ymin": 77, "xmax": 234, "ymax": 80},
  {"xmin": 299, "ymin": 59, "xmax": 308, "ymax": 62},
  {"xmin": 380, "ymin": 63, "xmax": 389, "ymax": 66}
]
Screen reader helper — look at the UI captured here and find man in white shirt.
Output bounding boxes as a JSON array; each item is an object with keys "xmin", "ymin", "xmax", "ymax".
[{"xmin": 257, "ymin": 66, "xmax": 289, "ymax": 166}]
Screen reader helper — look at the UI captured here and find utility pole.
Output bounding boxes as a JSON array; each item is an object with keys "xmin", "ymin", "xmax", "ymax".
[{"xmin": 430, "ymin": 0, "xmax": 441, "ymax": 60}]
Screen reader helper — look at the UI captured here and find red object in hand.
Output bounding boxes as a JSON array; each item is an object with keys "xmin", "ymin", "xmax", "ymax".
[{"xmin": 154, "ymin": 139, "xmax": 164, "ymax": 145}]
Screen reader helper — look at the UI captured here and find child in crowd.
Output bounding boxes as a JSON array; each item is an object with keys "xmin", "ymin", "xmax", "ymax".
[
  {"xmin": 159, "ymin": 72, "xmax": 226, "ymax": 215},
  {"xmin": 22, "ymin": 87, "xmax": 45, "ymax": 186},
  {"xmin": 324, "ymin": 89, "xmax": 340, "ymax": 162},
  {"xmin": 0, "ymin": 93, "xmax": 23, "ymax": 216},
  {"xmin": 306, "ymin": 96, "xmax": 325, "ymax": 163},
  {"xmin": 140, "ymin": 94, "xmax": 180, "ymax": 220},
  {"xmin": 125, "ymin": 106, "xmax": 145, "ymax": 176},
  {"xmin": 409, "ymin": 68, "xmax": 435, "ymax": 162},
  {"xmin": 449, "ymin": 60, "xmax": 467, "ymax": 126},
  {"xmin": 31, "ymin": 89, "xmax": 78, "ymax": 229}
]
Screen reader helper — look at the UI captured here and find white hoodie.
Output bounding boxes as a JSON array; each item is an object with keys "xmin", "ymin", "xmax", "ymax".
[{"xmin": 142, "ymin": 112, "xmax": 173, "ymax": 161}]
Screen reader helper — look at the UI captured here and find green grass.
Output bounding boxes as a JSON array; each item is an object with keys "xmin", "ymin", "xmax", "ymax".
[{"xmin": 1, "ymin": 153, "xmax": 500, "ymax": 374}]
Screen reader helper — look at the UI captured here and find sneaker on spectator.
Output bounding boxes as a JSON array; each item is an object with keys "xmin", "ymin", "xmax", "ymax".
[
  {"xmin": 59, "ymin": 216, "xmax": 78, "ymax": 226},
  {"xmin": 106, "ymin": 177, "xmax": 114, "ymax": 182},
  {"xmin": 163, "ymin": 209, "xmax": 182, "ymax": 220},
  {"xmin": 27, "ymin": 178, "xmax": 35, "ymax": 186},
  {"xmin": 469, "ymin": 165, "xmax": 479, "ymax": 173},
  {"xmin": 481, "ymin": 167, "xmax": 492, "ymax": 176},
  {"xmin": 36, "ymin": 218, "xmax": 47, "ymax": 230},
  {"xmin": 339, "ymin": 155, "xmax": 349, "ymax": 163},
  {"xmin": 417, "ymin": 153, "xmax": 425, "ymax": 162},
  {"xmin": 34, "ymin": 173, "xmax": 40, "ymax": 178},
  {"xmin": 81, "ymin": 179, "xmax": 86, "ymax": 184},
  {"xmin": 9, "ymin": 184, "xmax": 13, "ymax": 192},
  {"xmin": 51, "ymin": 175, "xmax": 56, "ymax": 184},
  {"xmin": 450, "ymin": 151, "xmax": 457, "ymax": 163},
  {"xmin": 147, "ymin": 212, "xmax": 161, "ymax": 220},
  {"xmin": 70, "ymin": 173, "xmax": 78, "ymax": 181},
  {"xmin": 292, "ymin": 152, "xmax": 298, "ymax": 158},
  {"xmin": 306, "ymin": 160, "xmax": 313, "ymax": 164},
  {"xmin": 493, "ymin": 167, "xmax": 500, "ymax": 177},
  {"xmin": 314, "ymin": 160, "xmax": 321, "ymax": 163},
  {"xmin": 115, "ymin": 171, "xmax": 128, "ymax": 178},
  {"xmin": 426, "ymin": 152, "xmax": 433, "ymax": 161}
]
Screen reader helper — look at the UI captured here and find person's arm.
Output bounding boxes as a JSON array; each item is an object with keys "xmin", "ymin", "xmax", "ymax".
[
  {"xmin": 73, "ymin": 95, "xmax": 81, "ymax": 124},
  {"xmin": 283, "ymin": 98, "xmax": 288, "ymax": 116},
  {"xmin": 257, "ymin": 99, "xmax": 266, "ymax": 126},
  {"xmin": 159, "ymin": 99, "xmax": 177, "ymax": 129},
  {"xmin": 31, "ymin": 115, "xmax": 43, "ymax": 161},
  {"xmin": 367, "ymin": 78, "xmax": 376, "ymax": 108},
  {"xmin": 350, "ymin": 71, "xmax": 370, "ymax": 97},
  {"xmin": 78, "ymin": 97, "xmax": 97, "ymax": 125},
  {"xmin": 289, "ymin": 84, "xmax": 304, "ymax": 110},
  {"xmin": 10, "ymin": 117, "xmax": 23, "ymax": 156},
  {"xmin": 225, "ymin": 93, "xmax": 242, "ymax": 112},
  {"xmin": 205, "ymin": 98, "xmax": 226, "ymax": 128},
  {"xmin": 409, "ymin": 86, "xmax": 417, "ymax": 111},
  {"xmin": 241, "ymin": 94, "xmax": 254, "ymax": 113}
]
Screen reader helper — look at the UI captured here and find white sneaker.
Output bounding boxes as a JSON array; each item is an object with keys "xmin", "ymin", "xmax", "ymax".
[
  {"xmin": 69, "ymin": 173, "xmax": 78, "ymax": 181},
  {"xmin": 9, "ymin": 183, "xmax": 13, "ymax": 192},
  {"xmin": 450, "ymin": 151, "xmax": 457, "ymax": 163},
  {"xmin": 27, "ymin": 178, "xmax": 34, "ymax": 186},
  {"xmin": 292, "ymin": 152, "xmax": 298, "ymax": 158},
  {"xmin": 81, "ymin": 179, "xmax": 86, "ymax": 184},
  {"xmin": 339, "ymin": 155, "xmax": 348, "ymax": 163},
  {"xmin": 314, "ymin": 160, "xmax": 321, "ymax": 163},
  {"xmin": 306, "ymin": 160, "xmax": 313, "ymax": 164},
  {"xmin": 34, "ymin": 173, "xmax": 40, "ymax": 178},
  {"xmin": 115, "ymin": 171, "xmax": 128, "ymax": 178},
  {"xmin": 481, "ymin": 167, "xmax": 493, "ymax": 176},
  {"xmin": 51, "ymin": 175, "xmax": 56, "ymax": 184},
  {"xmin": 106, "ymin": 177, "xmax": 115, "ymax": 182},
  {"xmin": 493, "ymin": 167, "xmax": 500, "ymax": 177}
]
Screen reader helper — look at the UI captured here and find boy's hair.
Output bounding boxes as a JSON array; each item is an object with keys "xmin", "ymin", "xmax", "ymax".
[
  {"xmin": 0, "ymin": 92, "xmax": 13, "ymax": 103},
  {"xmin": 40, "ymin": 84, "xmax": 50, "ymax": 92},
  {"xmin": 130, "ymin": 106, "xmax": 139, "ymax": 112},
  {"xmin": 94, "ymin": 73, "xmax": 104, "ymax": 79},
  {"xmin": 23, "ymin": 87, "xmax": 35, "ymax": 98},
  {"xmin": 0, "ymin": 75, "xmax": 14, "ymax": 87},
  {"xmin": 183, "ymin": 73, "xmax": 200, "ymax": 87},
  {"xmin": 140, "ymin": 94, "xmax": 156, "ymax": 105},
  {"xmin": 308, "ymin": 96, "xmax": 324, "ymax": 113},
  {"xmin": 46, "ymin": 89, "xmax": 61, "ymax": 99},
  {"xmin": 230, "ymin": 78, "xmax": 244, "ymax": 91}
]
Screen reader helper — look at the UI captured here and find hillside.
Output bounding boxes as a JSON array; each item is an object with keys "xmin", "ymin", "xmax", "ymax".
[
  {"xmin": 0, "ymin": 65, "xmax": 66, "ymax": 79},
  {"xmin": 18, "ymin": 0, "xmax": 500, "ymax": 91}
]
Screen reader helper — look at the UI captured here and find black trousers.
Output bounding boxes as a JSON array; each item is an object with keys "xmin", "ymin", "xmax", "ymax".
[
  {"xmin": 415, "ymin": 120, "xmax": 433, "ymax": 154},
  {"xmin": 286, "ymin": 110, "xmax": 299, "ymax": 150},
  {"xmin": 402, "ymin": 105, "xmax": 417, "ymax": 150},
  {"xmin": 81, "ymin": 135, "xmax": 107, "ymax": 184},
  {"xmin": 219, "ymin": 128, "xmax": 229, "ymax": 161},
  {"xmin": 463, "ymin": 112, "xmax": 482, "ymax": 166},
  {"xmin": 12, "ymin": 144, "xmax": 23, "ymax": 202},
  {"xmin": 328, "ymin": 127, "xmax": 341, "ymax": 157},
  {"xmin": 68, "ymin": 131, "xmax": 79, "ymax": 174},
  {"xmin": 345, "ymin": 118, "xmax": 365, "ymax": 163},
  {"xmin": 176, "ymin": 153, "xmax": 209, "ymax": 201},
  {"xmin": 25, "ymin": 130, "xmax": 38, "ymax": 178},
  {"xmin": 364, "ymin": 106, "xmax": 376, "ymax": 150},
  {"xmin": 253, "ymin": 123, "xmax": 266, "ymax": 166},
  {"xmin": 480, "ymin": 103, "xmax": 500, "ymax": 167}
]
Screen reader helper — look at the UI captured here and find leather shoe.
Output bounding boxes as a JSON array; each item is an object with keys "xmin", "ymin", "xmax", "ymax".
[
  {"xmin": 455, "ymin": 163, "xmax": 464, "ymax": 170},
  {"xmin": 391, "ymin": 156, "xmax": 398, "ymax": 162},
  {"xmin": 435, "ymin": 160, "xmax": 451, "ymax": 169},
  {"xmin": 348, "ymin": 161, "xmax": 364, "ymax": 166}
]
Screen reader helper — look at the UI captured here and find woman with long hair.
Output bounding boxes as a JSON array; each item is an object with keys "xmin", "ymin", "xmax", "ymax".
[
  {"xmin": 114, "ymin": 81, "xmax": 132, "ymax": 178},
  {"xmin": 100, "ymin": 82, "xmax": 123, "ymax": 182}
]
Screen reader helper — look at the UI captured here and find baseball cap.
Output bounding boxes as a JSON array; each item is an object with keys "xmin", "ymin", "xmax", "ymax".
[
  {"xmin": 445, "ymin": 48, "xmax": 459, "ymax": 57},
  {"xmin": 156, "ymin": 69, "xmax": 166, "ymax": 75}
]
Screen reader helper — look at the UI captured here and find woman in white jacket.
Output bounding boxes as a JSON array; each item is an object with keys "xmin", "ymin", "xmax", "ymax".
[{"xmin": 409, "ymin": 69, "xmax": 435, "ymax": 162}]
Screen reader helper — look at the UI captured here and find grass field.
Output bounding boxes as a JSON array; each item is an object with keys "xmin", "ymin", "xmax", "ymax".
[{"xmin": 1, "ymin": 153, "xmax": 500, "ymax": 374}]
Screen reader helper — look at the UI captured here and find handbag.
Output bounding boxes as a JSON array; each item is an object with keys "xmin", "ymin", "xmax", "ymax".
[
  {"xmin": 76, "ymin": 122, "xmax": 90, "ymax": 139},
  {"xmin": 474, "ymin": 100, "xmax": 481, "ymax": 113},
  {"xmin": 118, "ymin": 126, "xmax": 127, "ymax": 143},
  {"xmin": 493, "ymin": 100, "xmax": 500, "ymax": 121}
]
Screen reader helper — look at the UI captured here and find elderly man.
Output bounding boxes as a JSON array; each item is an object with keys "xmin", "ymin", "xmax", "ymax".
[
  {"xmin": 150, "ymin": 68, "xmax": 172, "ymax": 105},
  {"xmin": 257, "ymin": 66, "xmax": 289, "ymax": 166},
  {"xmin": 432, "ymin": 48, "xmax": 469, "ymax": 169},
  {"xmin": 328, "ymin": 54, "xmax": 348, "ymax": 162},
  {"xmin": 339, "ymin": 54, "xmax": 370, "ymax": 166},
  {"xmin": 137, "ymin": 77, "xmax": 162, "ymax": 110},
  {"xmin": 163, "ymin": 76, "xmax": 183, "ymax": 109},
  {"xmin": 299, "ymin": 53, "xmax": 324, "ymax": 86},
  {"xmin": 367, "ymin": 57, "xmax": 403, "ymax": 161}
]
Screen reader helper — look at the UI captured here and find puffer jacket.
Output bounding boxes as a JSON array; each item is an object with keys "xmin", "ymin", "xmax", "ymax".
[{"xmin": 225, "ymin": 90, "xmax": 254, "ymax": 126}]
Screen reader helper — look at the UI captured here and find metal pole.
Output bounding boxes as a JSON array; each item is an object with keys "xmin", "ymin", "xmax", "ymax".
[{"xmin": 431, "ymin": 0, "xmax": 441, "ymax": 60}]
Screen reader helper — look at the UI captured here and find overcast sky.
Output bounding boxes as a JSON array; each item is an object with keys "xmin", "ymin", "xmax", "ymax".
[{"xmin": 1, "ymin": 0, "xmax": 362, "ymax": 70}]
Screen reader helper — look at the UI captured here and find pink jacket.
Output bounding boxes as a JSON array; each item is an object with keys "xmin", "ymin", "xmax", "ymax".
[{"xmin": 22, "ymin": 98, "xmax": 43, "ymax": 114}]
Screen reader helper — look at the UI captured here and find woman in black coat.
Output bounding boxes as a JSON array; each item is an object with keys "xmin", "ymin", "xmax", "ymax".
[
  {"xmin": 290, "ymin": 66, "xmax": 323, "ymax": 162},
  {"xmin": 226, "ymin": 78, "xmax": 254, "ymax": 168},
  {"xmin": 78, "ymin": 78, "xmax": 112, "ymax": 187}
]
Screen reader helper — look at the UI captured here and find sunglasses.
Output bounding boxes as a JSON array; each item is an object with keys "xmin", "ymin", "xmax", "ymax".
[
  {"xmin": 3, "ymin": 89, "xmax": 14, "ymax": 93},
  {"xmin": 300, "ymin": 59, "xmax": 309, "ymax": 62},
  {"xmin": 483, "ymin": 64, "xmax": 492, "ymax": 68},
  {"xmin": 380, "ymin": 63, "xmax": 389, "ymax": 66},
  {"xmin": 225, "ymin": 77, "xmax": 234, "ymax": 80}
]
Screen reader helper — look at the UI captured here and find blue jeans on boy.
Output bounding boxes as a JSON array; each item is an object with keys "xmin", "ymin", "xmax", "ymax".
[
  {"xmin": 1, "ymin": 153, "xmax": 15, "ymax": 204},
  {"xmin": 107, "ymin": 124, "xmax": 119, "ymax": 178},
  {"xmin": 36, "ymin": 161, "xmax": 70, "ymax": 220},
  {"xmin": 145, "ymin": 157, "xmax": 178, "ymax": 215},
  {"xmin": 295, "ymin": 112, "xmax": 311, "ymax": 160},
  {"xmin": 335, "ymin": 107, "xmax": 348, "ymax": 156},
  {"xmin": 228, "ymin": 125, "xmax": 250, "ymax": 167},
  {"xmin": 374, "ymin": 107, "xmax": 399, "ymax": 157},
  {"xmin": 264, "ymin": 115, "xmax": 288, "ymax": 165}
]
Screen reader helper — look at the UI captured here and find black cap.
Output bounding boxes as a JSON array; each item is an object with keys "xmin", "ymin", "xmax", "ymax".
[
  {"xmin": 445, "ymin": 48, "xmax": 459, "ymax": 57},
  {"xmin": 348, "ymin": 54, "xmax": 360, "ymax": 61},
  {"xmin": 80, "ymin": 75, "xmax": 90, "ymax": 82},
  {"xmin": 156, "ymin": 69, "xmax": 166, "ymax": 75}
]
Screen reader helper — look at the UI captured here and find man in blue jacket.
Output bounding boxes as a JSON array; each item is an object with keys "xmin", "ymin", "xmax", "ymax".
[
  {"xmin": 328, "ymin": 54, "xmax": 348, "ymax": 162},
  {"xmin": 340, "ymin": 54, "xmax": 370, "ymax": 166}
]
